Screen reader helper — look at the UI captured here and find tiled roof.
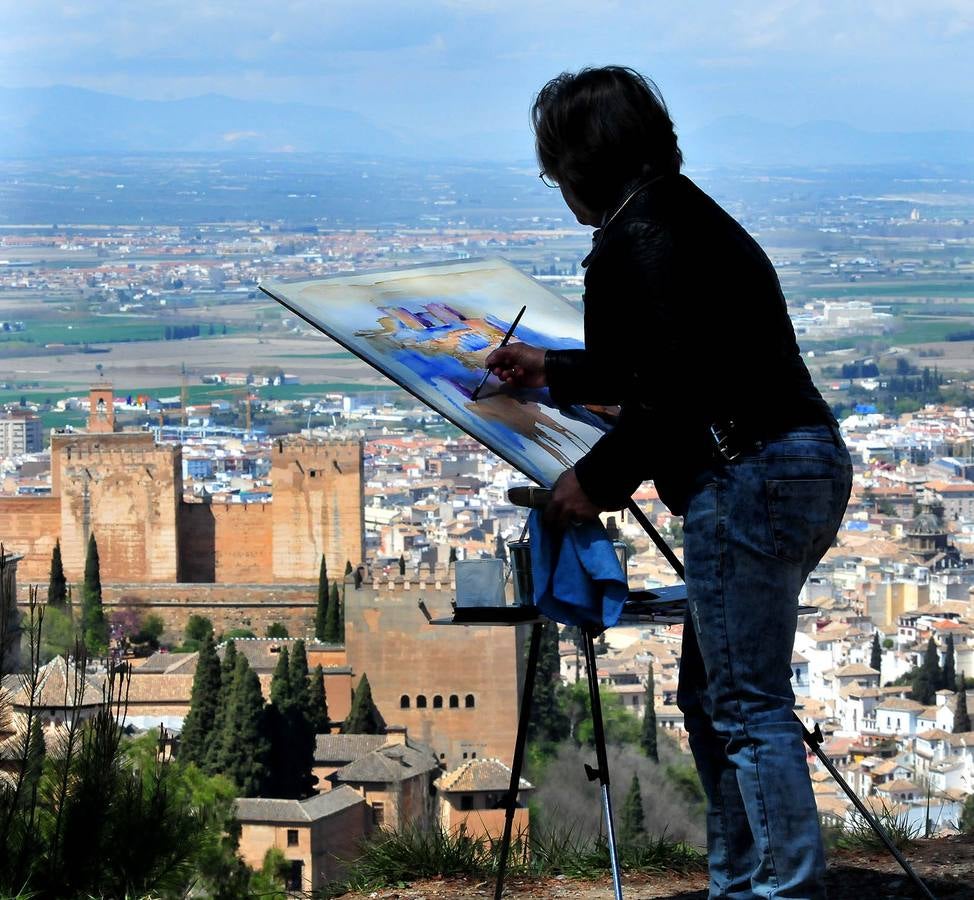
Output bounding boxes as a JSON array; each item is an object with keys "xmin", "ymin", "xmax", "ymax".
[
  {"xmin": 877, "ymin": 779, "xmax": 918, "ymax": 793},
  {"xmin": 834, "ymin": 663, "xmax": 879, "ymax": 678},
  {"xmin": 4, "ymin": 656, "xmax": 105, "ymax": 709},
  {"xmin": 134, "ymin": 652, "xmax": 197, "ymax": 674},
  {"xmin": 235, "ymin": 785, "xmax": 365, "ymax": 823},
  {"xmin": 315, "ymin": 733, "xmax": 388, "ymax": 764},
  {"xmin": 332, "ymin": 741, "xmax": 439, "ymax": 785},
  {"xmin": 435, "ymin": 758, "xmax": 532, "ymax": 793},
  {"xmin": 875, "ymin": 698, "xmax": 924, "ymax": 712}
]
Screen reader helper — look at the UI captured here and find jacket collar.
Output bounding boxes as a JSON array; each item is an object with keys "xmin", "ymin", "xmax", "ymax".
[{"xmin": 581, "ymin": 173, "xmax": 668, "ymax": 268}]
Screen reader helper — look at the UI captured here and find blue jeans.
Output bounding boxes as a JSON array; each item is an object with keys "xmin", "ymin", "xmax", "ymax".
[{"xmin": 677, "ymin": 424, "xmax": 852, "ymax": 899}]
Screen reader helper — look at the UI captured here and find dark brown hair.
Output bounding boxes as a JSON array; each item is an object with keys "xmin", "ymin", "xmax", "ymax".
[{"xmin": 532, "ymin": 66, "xmax": 683, "ymax": 212}]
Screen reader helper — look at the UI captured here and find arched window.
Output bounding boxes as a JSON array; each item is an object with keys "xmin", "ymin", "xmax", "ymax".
[
  {"xmin": 433, "ymin": 695, "xmax": 443, "ymax": 709},
  {"xmin": 449, "ymin": 695, "xmax": 459, "ymax": 708},
  {"xmin": 416, "ymin": 695, "xmax": 428, "ymax": 709},
  {"xmin": 400, "ymin": 695, "xmax": 410, "ymax": 709},
  {"xmin": 464, "ymin": 694, "xmax": 475, "ymax": 708}
]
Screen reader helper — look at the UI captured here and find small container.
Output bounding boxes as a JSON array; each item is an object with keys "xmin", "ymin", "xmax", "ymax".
[
  {"xmin": 613, "ymin": 540, "xmax": 629, "ymax": 586},
  {"xmin": 508, "ymin": 540, "xmax": 533, "ymax": 606},
  {"xmin": 455, "ymin": 558, "xmax": 506, "ymax": 608}
]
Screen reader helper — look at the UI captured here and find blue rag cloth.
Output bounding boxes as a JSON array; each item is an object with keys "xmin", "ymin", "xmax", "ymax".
[{"xmin": 528, "ymin": 509, "xmax": 629, "ymax": 630}]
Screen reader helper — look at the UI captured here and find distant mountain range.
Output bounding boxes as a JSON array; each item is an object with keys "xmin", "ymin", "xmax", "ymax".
[{"xmin": 1, "ymin": 85, "xmax": 972, "ymax": 166}]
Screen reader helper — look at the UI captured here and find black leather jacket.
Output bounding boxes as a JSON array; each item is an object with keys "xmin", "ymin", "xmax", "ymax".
[{"xmin": 544, "ymin": 173, "xmax": 833, "ymax": 515}]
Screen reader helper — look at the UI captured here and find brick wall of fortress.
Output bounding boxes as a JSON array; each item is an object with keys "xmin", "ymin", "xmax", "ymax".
[
  {"xmin": 0, "ymin": 435, "xmax": 364, "ymax": 587},
  {"xmin": 344, "ymin": 580, "xmax": 527, "ymax": 770}
]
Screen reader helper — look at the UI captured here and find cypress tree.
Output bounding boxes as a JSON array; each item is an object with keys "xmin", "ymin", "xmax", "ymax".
[
  {"xmin": 270, "ymin": 646, "xmax": 291, "ymax": 712},
  {"xmin": 289, "ymin": 640, "xmax": 311, "ymax": 713},
  {"xmin": 912, "ymin": 636, "xmax": 941, "ymax": 705},
  {"xmin": 336, "ymin": 582, "xmax": 344, "ymax": 638},
  {"xmin": 641, "ymin": 662, "xmax": 659, "ymax": 762},
  {"xmin": 448, "ymin": 546, "xmax": 457, "ymax": 568},
  {"xmin": 620, "ymin": 773, "xmax": 646, "ymax": 844},
  {"xmin": 398, "ymin": 554, "xmax": 406, "ymax": 576},
  {"xmin": 82, "ymin": 533, "xmax": 108, "ymax": 654},
  {"xmin": 308, "ymin": 664, "xmax": 329, "ymax": 733},
  {"xmin": 179, "ymin": 633, "xmax": 222, "ymax": 767},
  {"xmin": 217, "ymin": 654, "xmax": 271, "ymax": 796},
  {"xmin": 943, "ymin": 634, "xmax": 956, "ymax": 692},
  {"xmin": 527, "ymin": 621, "xmax": 570, "ymax": 744},
  {"xmin": 870, "ymin": 632, "xmax": 882, "ymax": 673},
  {"xmin": 345, "ymin": 560, "xmax": 353, "ymax": 576},
  {"xmin": 955, "ymin": 673, "xmax": 971, "ymax": 733},
  {"xmin": 314, "ymin": 555, "xmax": 328, "ymax": 641},
  {"xmin": 47, "ymin": 539, "xmax": 67, "ymax": 607},
  {"xmin": 206, "ymin": 640, "xmax": 237, "ymax": 772},
  {"xmin": 494, "ymin": 533, "xmax": 507, "ymax": 561},
  {"xmin": 323, "ymin": 583, "xmax": 340, "ymax": 643},
  {"xmin": 344, "ymin": 674, "xmax": 384, "ymax": 734}
]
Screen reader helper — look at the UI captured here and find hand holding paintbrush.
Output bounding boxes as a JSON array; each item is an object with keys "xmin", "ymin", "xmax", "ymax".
[
  {"xmin": 474, "ymin": 307, "xmax": 547, "ymax": 399},
  {"xmin": 471, "ymin": 305, "xmax": 528, "ymax": 400}
]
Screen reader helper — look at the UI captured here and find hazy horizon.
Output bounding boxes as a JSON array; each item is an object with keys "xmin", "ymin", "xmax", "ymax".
[{"xmin": 3, "ymin": 1, "xmax": 973, "ymax": 158}]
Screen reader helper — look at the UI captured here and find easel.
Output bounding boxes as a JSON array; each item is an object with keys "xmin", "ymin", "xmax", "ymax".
[{"xmin": 435, "ymin": 495, "xmax": 937, "ymax": 900}]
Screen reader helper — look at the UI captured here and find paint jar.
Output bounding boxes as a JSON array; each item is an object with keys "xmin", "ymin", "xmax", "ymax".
[
  {"xmin": 455, "ymin": 558, "xmax": 506, "ymax": 607},
  {"xmin": 507, "ymin": 540, "xmax": 533, "ymax": 606}
]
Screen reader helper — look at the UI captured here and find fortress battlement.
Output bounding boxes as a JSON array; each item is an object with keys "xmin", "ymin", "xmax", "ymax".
[{"xmin": 272, "ymin": 438, "xmax": 362, "ymax": 461}]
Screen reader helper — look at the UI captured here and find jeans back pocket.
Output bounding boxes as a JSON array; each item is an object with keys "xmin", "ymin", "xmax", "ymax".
[{"xmin": 766, "ymin": 478, "xmax": 842, "ymax": 565}]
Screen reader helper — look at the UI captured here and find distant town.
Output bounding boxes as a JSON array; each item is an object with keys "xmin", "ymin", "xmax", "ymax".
[{"xmin": 4, "ymin": 155, "xmax": 974, "ymax": 892}]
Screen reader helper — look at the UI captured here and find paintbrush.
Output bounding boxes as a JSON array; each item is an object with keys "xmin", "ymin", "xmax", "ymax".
[{"xmin": 470, "ymin": 304, "xmax": 526, "ymax": 402}]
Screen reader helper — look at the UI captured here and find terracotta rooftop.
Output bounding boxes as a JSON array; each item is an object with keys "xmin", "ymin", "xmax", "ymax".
[
  {"xmin": 435, "ymin": 757, "xmax": 532, "ymax": 794},
  {"xmin": 2, "ymin": 656, "xmax": 104, "ymax": 709}
]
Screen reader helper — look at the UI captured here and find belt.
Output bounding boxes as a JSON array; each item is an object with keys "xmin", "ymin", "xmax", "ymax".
[{"xmin": 710, "ymin": 418, "xmax": 841, "ymax": 462}]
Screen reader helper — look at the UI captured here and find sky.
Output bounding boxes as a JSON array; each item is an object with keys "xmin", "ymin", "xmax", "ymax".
[{"xmin": 3, "ymin": 0, "xmax": 973, "ymax": 145}]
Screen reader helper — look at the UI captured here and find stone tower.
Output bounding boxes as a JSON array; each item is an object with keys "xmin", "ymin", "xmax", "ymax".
[
  {"xmin": 343, "ymin": 578, "xmax": 526, "ymax": 769},
  {"xmin": 271, "ymin": 438, "xmax": 364, "ymax": 580},
  {"xmin": 87, "ymin": 384, "xmax": 116, "ymax": 433}
]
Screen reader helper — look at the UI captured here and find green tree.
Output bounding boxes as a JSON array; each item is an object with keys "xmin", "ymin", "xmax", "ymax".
[
  {"xmin": 344, "ymin": 674, "xmax": 384, "ymax": 734},
  {"xmin": 216, "ymin": 654, "xmax": 271, "ymax": 796},
  {"xmin": 955, "ymin": 673, "xmax": 971, "ymax": 733},
  {"xmin": 133, "ymin": 613, "xmax": 164, "ymax": 648},
  {"xmin": 567, "ymin": 681, "xmax": 642, "ymax": 747},
  {"xmin": 448, "ymin": 546, "xmax": 457, "ymax": 568},
  {"xmin": 82, "ymin": 533, "xmax": 108, "ymax": 654},
  {"xmin": 223, "ymin": 627, "xmax": 256, "ymax": 639},
  {"xmin": 870, "ymin": 632, "xmax": 882, "ymax": 673},
  {"xmin": 345, "ymin": 560, "xmax": 353, "ymax": 577},
  {"xmin": 641, "ymin": 662, "xmax": 659, "ymax": 762},
  {"xmin": 308, "ymin": 664, "xmax": 329, "ymax": 734},
  {"xmin": 398, "ymin": 554, "xmax": 406, "ymax": 576},
  {"xmin": 289, "ymin": 639, "xmax": 311, "ymax": 712},
  {"xmin": 528, "ymin": 621, "xmax": 570, "ymax": 745},
  {"xmin": 323, "ymin": 582, "xmax": 341, "ymax": 643},
  {"xmin": 336, "ymin": 580, "xmax": 345, "ymax": 637},
  {"xmin": 314, "ymin": 555, "xmax": 329, "ymax": 641},
  {"xmin": 912, "ymin": 637, "xmax": 941, "ymax": 705},
  {"xmin": 494, "ymin": 533, "xmax": 507, "ymax": 561},
  {"xmin": 180, "ymin": 632, "xmax": 222, "ymax": 768},
  {"xmin": 943, "ymin": 634, "xmax": 956, "ymax": 692},
  {"xmin": 206, "ymin": 641, "xmax": 238, "ymax": 772},
  {"xmin": 620, "ymin": 773, "xmax": 646, "ymax": 844},
  {"xmin": 265, "ymin": 622, "xmax": 288, "ymax": 638},
  {"xmin": 186, "ymin": 614, "xmax": 214, "ymax": 643},
  {"xmin": 270, "ymin": 646, "xmax": 291, "ymax": 711},
  {"xmin": 47, "ymin": 539, "xmax": 67, "ymax": 607}
]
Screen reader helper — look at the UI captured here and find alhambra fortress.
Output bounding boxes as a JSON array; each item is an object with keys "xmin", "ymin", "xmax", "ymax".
[{"xmin": 0, "ymin": 387, "xmax": 524, "ymax": 769}]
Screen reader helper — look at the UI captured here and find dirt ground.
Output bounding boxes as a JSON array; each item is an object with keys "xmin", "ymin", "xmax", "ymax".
[{"xmin": 339, "ymin": 834, "xmax": 974, "ymax": 899}]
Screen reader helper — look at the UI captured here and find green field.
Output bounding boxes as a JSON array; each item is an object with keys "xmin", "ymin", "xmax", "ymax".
[
  {"xmin": 796, "ymin": 281, "xmax": 974, "ymax": 301},
  {"xmin": 0, "ymin": 318, "xmax": 244, "ymax": 347}
]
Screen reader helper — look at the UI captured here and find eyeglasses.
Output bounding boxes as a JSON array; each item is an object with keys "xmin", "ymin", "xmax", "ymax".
[{"xmin": 539, "ymin": 171, "xmax": 559, "ymax": 189}]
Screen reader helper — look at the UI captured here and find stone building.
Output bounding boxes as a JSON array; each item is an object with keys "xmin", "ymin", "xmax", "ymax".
[
  {"xmin": 434, "ymin": 757, "xmax": 532, "ymax": 841},
  {"xmin": 236, "ymin": 787, "xmax": 372, "ymax": 891},
  {"xmin": 343, "ymin": 577, "xmax": 526, "ymax": 770},
  {"xmin": 0, "ymin": 386, "xmax": 365, "ymax": 637}
]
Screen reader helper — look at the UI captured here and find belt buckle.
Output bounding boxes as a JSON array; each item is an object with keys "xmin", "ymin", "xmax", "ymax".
[{"xmin": 711, "ymin": 421, "xmax": 741, "ymax": 462}]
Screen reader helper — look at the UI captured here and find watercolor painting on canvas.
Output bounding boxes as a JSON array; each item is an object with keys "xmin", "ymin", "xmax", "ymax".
[{"xmin": 260, "ymin": 258, "xmax": 615, "ymax": 487}]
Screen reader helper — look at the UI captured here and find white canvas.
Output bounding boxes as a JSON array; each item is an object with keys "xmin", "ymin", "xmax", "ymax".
[{"xmin": 260, "ymin": 257, "xmax": 615, "ymax": 487}]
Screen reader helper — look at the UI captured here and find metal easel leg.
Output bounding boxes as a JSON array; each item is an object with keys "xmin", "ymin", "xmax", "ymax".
[
  {"xmin": 799, "ymin": 719, "xmax": 937, "ymax": 900},
  {"xmin": 582, "ymin": 627, "xmax": 624, "ymax": 900},
  {"xmin": 494, "ymin": 621, "xmax": 543, "ymax": 900}
]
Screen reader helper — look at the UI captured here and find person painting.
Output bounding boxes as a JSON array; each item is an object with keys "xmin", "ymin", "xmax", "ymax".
[{"xmin": 486, "ymin": 66, "xmax": 852, "ymax": 899}]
